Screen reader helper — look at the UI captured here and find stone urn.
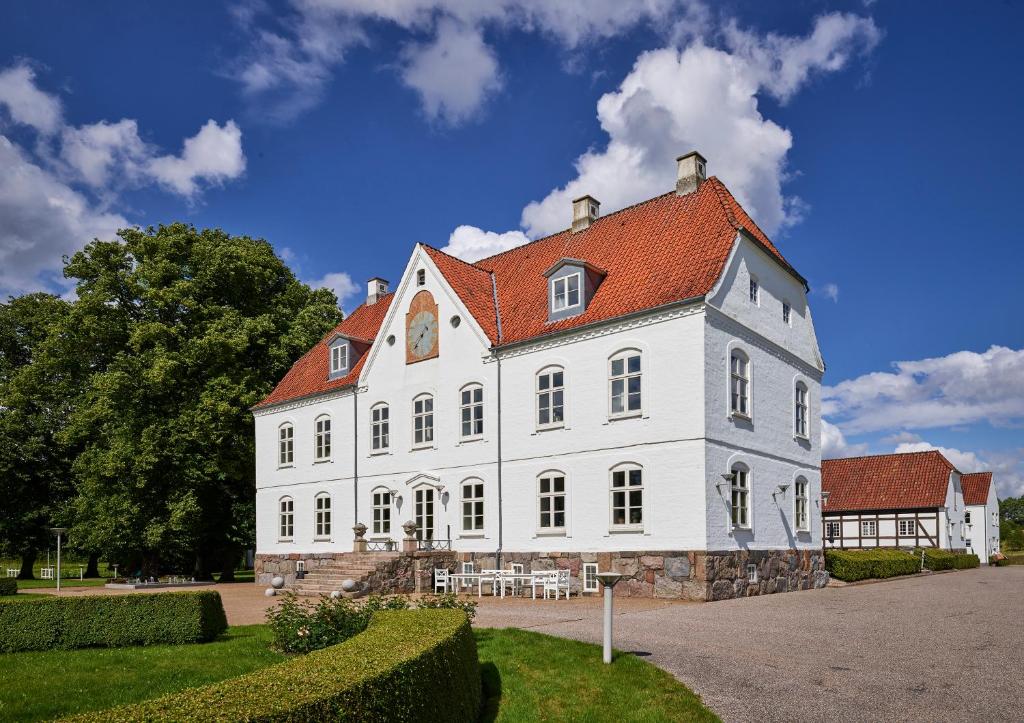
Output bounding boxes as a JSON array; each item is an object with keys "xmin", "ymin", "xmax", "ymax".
[
  {"xmin": 353, "ymin": 522, "xmax": 369, "ymax": 552},
  {"xmin": 402, "ymin": 520, "xmax": 418, "ymax": 553}
]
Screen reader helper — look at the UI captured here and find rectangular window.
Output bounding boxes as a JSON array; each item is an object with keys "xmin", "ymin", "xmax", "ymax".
[
  {"xmin": 279, "ymin": 498, "xmax": 294, "ymax": 540},
  {"xmin": 610, "ymin": 467, "xmax": 643, "ymax": 528},
  {"xmin": 315, "ymin": 417, "xmax": 331, "ymax": 460},
  {"xmin": 552, "ymin": 273, "xmax": 581, "ymax": 312},
  {"xmin": 731, "ymin": 468, "xmax": 750, "ymax": 528},
  {"xmin": 861, "ymin": 520, "xmax": 877, "ymax": 537},
  {"xmin": 278, "ymin": 425, "xmax": 293, "ymax": 466},
  {"xmin": 747, "ymin": 563, "xmax": 758, "ymax": 583},
  {"xmin": 825, "ymin": 521, "xmax": 841, "ymax": 539},
  {"xmin": 782, "ymin": 301, "xmax": 791, "ymax": 325},
  {"xmin": 965, "ymin": 538, "xmax": 972, "ymax": 549},
  {"xmin": 794, "ymin": 479, "xmax": 809, "ymax": 531},
  {"xmin": 964, "ymin": 511, "xmax": 971, "ymax": 525},
  {"xmin": 372, "ymin": 490, "xmax": 391, "ymax": 535},
  {"xmin": 330, "ymin": 343, "xmax": 348, "ymax": 374},
  {"xmin": 609, "ymin": 353, "xmax": 641, "ymax": 416},
  {"xmin": 460, "ymin": 386, "xmax": 484, "ymax": 438},
  {"xmin": 794, "ymin": 385, "xmax": 808, "ymax": 438},
  {"xmin": 898, "ymin": 519, "xmax": 916, "ymax": 537},
  {"xmin": 537, "ymin": 369, "xmax": 565, "ymax": 428},
  {"xmin": 371, "ymin": 405, "xmax": 389, "ymax": 451},
  {"xmin": 538, "ymin": 474, "xmax": 566, "ymax": 531},
  {"xmin": 413, "ymin": 396, "xmax": 433, "ymax": 446},
  {"xmin": 462, "ymin": 482, "xmax": 484, "ymax": 532},
  {"xmin": 315, "ymin": 495, "xmax": 331, "ymax": 538},
  {"xmin": 730, "ymin": 353, "xmax": 750, "ymax": 417},
  {"xmin": 749, "ymin": 278, "xmax": 759, "ymax": 304},
  {"xmin": 582, "ymin": 563, "xmax": 599, "ymax": 592}
]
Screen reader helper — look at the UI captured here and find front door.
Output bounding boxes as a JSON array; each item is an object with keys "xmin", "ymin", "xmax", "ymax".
[{"xmin": 414, "ymin": 487, "xmax": 435, "ymax": 540}]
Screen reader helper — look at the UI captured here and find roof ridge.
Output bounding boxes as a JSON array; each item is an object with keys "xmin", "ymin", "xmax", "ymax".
[{"xmin": 823, "ymin": 449, "xmax": 951, "ymax": 463}]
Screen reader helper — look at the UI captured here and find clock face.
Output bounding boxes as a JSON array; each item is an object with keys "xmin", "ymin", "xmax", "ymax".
[{"xmin": 407, "ymin": 310, "xmax": 438, "ymax": 359}]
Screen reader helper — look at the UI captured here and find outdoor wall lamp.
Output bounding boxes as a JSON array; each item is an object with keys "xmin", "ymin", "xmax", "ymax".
[
  {"xmin": 773, "ymin": 483, "xmax": 790, "ymax": 499},
  {"xmin": 717, "ymin": 472, "xmax": 735, "ymax": 491}
]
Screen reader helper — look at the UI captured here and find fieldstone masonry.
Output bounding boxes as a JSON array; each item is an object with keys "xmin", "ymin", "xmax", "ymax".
[{"xmin": 257, "ymin": 548, "xmax": 826, "ymax": 601}]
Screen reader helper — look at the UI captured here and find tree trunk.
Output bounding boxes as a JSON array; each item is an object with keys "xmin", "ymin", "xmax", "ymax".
[
  {"xmin": 218, "ymin": 547, "xmax": 240, "ymax": 582},
  {"xmin": 18, "ymin": 550, "xmax": 37, "ymax": 580},
  {"xmin": 193, "ymin": 552, "xmax": 215, "ymax": 581},
  {"xmin": 84, "ymin": 552, "xmax": 100, "ymax": 578}
]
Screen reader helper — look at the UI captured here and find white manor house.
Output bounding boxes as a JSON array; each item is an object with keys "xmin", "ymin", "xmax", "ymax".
[{"xmin": 252, "ymin": 152, "xmax": 829, "ymax": 600}]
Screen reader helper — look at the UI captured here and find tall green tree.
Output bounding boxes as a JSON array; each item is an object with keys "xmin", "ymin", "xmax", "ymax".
[
  {"xmin": 0, "ymin": 293, "xmax": 74, "ymax": 578},
  {"xmin": 58, "ymin": 224, "xmax": 341, "ymax": 577}
]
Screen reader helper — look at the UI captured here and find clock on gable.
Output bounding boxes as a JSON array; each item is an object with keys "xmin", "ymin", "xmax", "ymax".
[{"xmin": 405, "ymin": 290, "xmax": 439, "ymax": 364}]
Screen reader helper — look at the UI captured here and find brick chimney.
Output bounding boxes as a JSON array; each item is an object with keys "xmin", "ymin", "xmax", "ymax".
[
  {"xmin": 676, "ymin": 151, "xmax": 707, "ymax": 195},
  {"xmin": 367, "ymin": 277, "xmax": 388, "ymax": 305},
  {"xmin": 572, "ymin": 195, "xmax": 600, "ymax": 232}
]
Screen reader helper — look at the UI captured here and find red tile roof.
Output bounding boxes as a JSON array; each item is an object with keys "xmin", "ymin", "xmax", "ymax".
[
  {"xmin": 961, "ymin": 472, "xmax": 993, "ymax": 506},
  {"xmin": 254, "ymin": 294, "xmax": 393, "ymax": 409},
  {"xmin": 822, "ymin": 451, "xmax": 955, "ymax": 512},
  {"xmin": 258, "ymin": 177, "xmax": 804, "ymax": 408}
]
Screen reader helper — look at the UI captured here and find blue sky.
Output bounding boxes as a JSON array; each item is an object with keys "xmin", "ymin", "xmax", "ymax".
[{"xmin": 1, "ymin": 1, "xmax": 1022, "ymax": 495}]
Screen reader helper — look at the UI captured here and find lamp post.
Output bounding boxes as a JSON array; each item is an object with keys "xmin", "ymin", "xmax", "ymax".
[
  {"xmin": 595, "ymin": 572, "xmax": 624, "ymax": 664},
  {"xmin": 49, "ymin": 528, "xmax": 68, "ymax": 593}
]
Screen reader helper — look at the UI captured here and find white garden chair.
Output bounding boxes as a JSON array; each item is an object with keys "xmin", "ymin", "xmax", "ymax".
[
  {"xmin": 502, "ymin": 563, "xmax": 524, "ymax": 597},
  {"xmin": 433, "ymin": 568, "xmax": 450, "ymax": 594},
  {"xmin": 540, "ymin": 570, "xmax": 561, "ymax": 600},
  {"xmin": 557, "ymin": 569, "xmax": 571, "ymax": 599},
  {"xmin": 6, "ymin": 568, "xmax": 17, "ymax": 578},
  {"xmin": 459, "ymin": 562, "xmax": 475, "ymax": 591},
  {"xmin": 40, "ymin": 567, "xmax": 54, "ymax": 580}
]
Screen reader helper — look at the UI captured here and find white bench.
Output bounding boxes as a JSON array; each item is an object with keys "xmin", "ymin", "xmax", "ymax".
[
  {"xmin": 40, "ymin": 567, "xmax": 55, "ymax": 579},
  {"xmin": 6, "ymin": 568, "xmax": 18, "ymax": 578}
]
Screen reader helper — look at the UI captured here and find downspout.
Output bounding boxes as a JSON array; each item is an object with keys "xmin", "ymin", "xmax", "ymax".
[
  {"xmin": 491, "ymin": 273, "xmax": 504, "ymax": 570},
  {"xmin": 353, "ymin": 386, "xmax": 359, "ymax": 527}
]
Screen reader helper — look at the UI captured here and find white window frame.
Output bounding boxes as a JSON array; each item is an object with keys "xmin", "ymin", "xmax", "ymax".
[
  {"xmin": 794, "ymin": 477, "xmax": 809, "ymax": 531},
  {"xmin": 747, "ymin": 563, "xmax": 758, "ymax": 583},
  {"xmin": 461, "ymin": 479, "xmax": 485, "ymax": 533},
  {"xmin": 412, "ymin": 394, "xmax": 434, "ymax": 448},
  {"xmin": 536, "ymin": 367, "xmax": 565, "ymax": 430},
  {"xmin": 314, "ymin": 493, "xmax": 331, "ymax": 539},
  {"xmin": 861, "ymin": 519, "xmax": 877, "ymax": 537},
  {"xmin": 330, "ymin": 343, "xmax": 348, "ymax": 374},
  {"xmin": 729, "ymin": 349, "xmax": 751, "ymax": 419},
  {"xmin": 609, "ymin": 463, "xmax": 643, "ymax": 531},
  {"xmin": 537, "ymin": 472, "xmax": 567, "ymax": 534},
  {"xmin": 459, "ymin": 384, "xmax": 484, "ymax": 440},
  {"xmin": 964, "ymin": 511, "xmax": 971, "ymax": 525},
  {"xmin": 370, "ymin": 403, "xmax": 389, "ymax": 452},
  {"xmin": 279, "ymin": 497, "xmax": 294, "ymax": 541},
  {"xmin": 608, "ymin": 350, "xmax": 642, "ymax": 419},
  {"xmin": 749, "ymin": 276, "xmax": 759, "ymax": 305},
  {"xmin": 551, "ymin": 272, "xmax": 582, "ymax": 312},
  {"xmin": 825, "ymin": 520, "xmax": 841, "ymax": 539},
  {"xmin": 582, "ymin": 563, "xmax": 599, "ymax": 593},
  {"xmin": 278, "ymin": 423, "xmax": 294, "ymax": 467},
  {"xmin": 794, "ymin": 382, "xmax": 809, "ymax": 439},
  {"xmin": 372, "ymin": 488, "xmax": 392, "ymax": 536},
  {"xmin": 314, "ymin": 415, "xmax": 332, "ymax": 461},
  {"xmin": 898, "ymin": 519, "xmax": 915, "ymax": 537},
  {"xmin": 782, "ymin": 300, "xmax": 791, "ymax": 325},
  {"xmin": 730, "ymin": 464, "xmax": 751, "ymax": 529}
]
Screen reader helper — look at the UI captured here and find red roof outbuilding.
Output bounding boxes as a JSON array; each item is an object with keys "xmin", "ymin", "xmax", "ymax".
[
  {"xmin": 822, "ymin": 451, "xmax": 957, "ymax": 512},
  {"xmin": 961, "ymin": 472, "xmax": 994, "ymax": 506}
]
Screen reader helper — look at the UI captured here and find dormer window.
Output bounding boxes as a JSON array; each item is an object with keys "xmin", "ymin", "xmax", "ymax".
[
  {"xmin": 330, "ymin": 341, "xmax": 348, "ymax": 375},
  {"xmin": 552, "ymin": 273, "xmax": 581, "ymax": 312}
]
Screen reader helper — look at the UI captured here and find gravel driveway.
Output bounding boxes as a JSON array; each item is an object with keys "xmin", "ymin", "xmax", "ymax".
[{"xmin": 474, "ymin": 566, "xmax": 1024, "ymax": 722}]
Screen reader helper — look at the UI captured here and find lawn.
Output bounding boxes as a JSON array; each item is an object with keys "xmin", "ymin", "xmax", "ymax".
[
  {"xmin": 0, "ymin": 624, "xmax": 716, "ymax": 722},
  {"xmin": 1004, "ymin": 551, "xmax": 1024, "ymax": 565}
]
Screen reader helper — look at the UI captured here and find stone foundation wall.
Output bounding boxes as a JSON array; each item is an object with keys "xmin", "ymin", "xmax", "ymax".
[{"xmin": 256, "ymin": 548, "xmax": 828, "ymax": 601}]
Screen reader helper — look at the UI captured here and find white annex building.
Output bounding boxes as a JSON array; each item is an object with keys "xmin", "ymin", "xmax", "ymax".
[
  {"xmin": 962, "ymin": 472, "xmax": 1001, "ymax": 563},
  {"xmin": 252, "ymin": 152, "xmax": 829, "ymax": 600}
]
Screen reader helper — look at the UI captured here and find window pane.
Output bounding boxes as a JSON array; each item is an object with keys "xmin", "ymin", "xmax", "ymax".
[
  {"xmin": 540, "ymin": 478, "xmax": 550, "ymax": 494},
  {"xmin": 612, "ymin": 471, "xmax": 625, "ymax": 487},
  {"xmin": 462, "ymin": 390, "xmax": 470, "ymax": 405},
  {"xmin": 553, "ymin": 371, "xmax": 563, "ymax": 387},
  {"xmin": 629, "ymin": 469, "xmax": 642, "ymax": 486},
  {"xmin": 538, "ymin": 374, "xmax": 550, "ymax": 391},
  {"xmin": 554, "ymin": 477, "xmax": 564, "ymax": 493},
  {"xmin": 611, "ymin": 358, "xmax": 624, "ymax": 377},
  {"xmin": 612, "ymin": 509, "xmax": 625, "ymax": 525},
  {"xmin": 473, "ymin": 388, "xmax": 483, "ymax": 403},
  {"xmin": 554, "ymin": 511, "xmax": 565, "ymax": 527},
  {"xmin": 629, "ymin": 507, "xmax": 642, "ymax": 525},
  {"xmin": 539, "ymin": 407, "xmax": 550, "ymax": 425},
  {"xmin": 627, "ymin": 355, "xmax": 641, "ymax": 374},
  {"xmin": 613, "ymin": 491, "xmax": 625, "ymax": 507}
]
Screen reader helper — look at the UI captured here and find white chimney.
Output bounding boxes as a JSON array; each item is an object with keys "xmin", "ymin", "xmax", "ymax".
[
  {"xmin": 572, "ymin": 195, "xmax": 600, "ymax": 232},
  {"xmin": 676, "ymin": 151, "xmax": 707, "ymax": 195},
  {"xmin": 367, "ymin": 277, "xmax": 388, "ymax": 305}
]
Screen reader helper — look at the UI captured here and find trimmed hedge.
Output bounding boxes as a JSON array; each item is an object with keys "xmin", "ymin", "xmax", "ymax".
[
  {"xmin": 916, "ymin": 548, "xmax": 978, "ymax": 571},
  {"xmin": 68, "ymin": 609, "xmax": 480, "ymax": 723},
  {"xmin": 0, "ymin": 591, "xmax": 227, "ymax": 653},
  {"xmin": 825, "ymin": 549, "xmax": 920, "ymax": 582},
  {"xmin": 0, "ymin": 578, "xmax": 16, "ymax": 596}
]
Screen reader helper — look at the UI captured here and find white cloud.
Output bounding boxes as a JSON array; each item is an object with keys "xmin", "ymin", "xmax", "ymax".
[
  {"xmin": 60, "ymin": 119, "xmax": 149, "ymax": 188},
  {"xmin": 893, "ymin": 441, "xmax": 1024, "ymax": 499},
  {"xmin": 441, "ymin": 225, "xmax": 529, "ymax": 262},
  {"xmin": 821, "ymin": 419, "xmax": 868, "ymax": 459},
  {"xmin": 819, "ymin": 282, "xmax": 839, "ymax": 302},
  {"xmin": 0, "ymin": 63, "xmax": 63, "ymax": 134},
  {"xmin": 146, "ymin": 120, "xmax": 246, "ymax": 198},
  {"xmin": 308, "ymin": 271, "xmax": 360, "ymax": 309},
  {"xmin": 400, "ymin": 19, "xmax": 502, "ymax": 125},
  {"xmin": 823, "ymin": 345, "xmax": 1024, "ymax": 435}
]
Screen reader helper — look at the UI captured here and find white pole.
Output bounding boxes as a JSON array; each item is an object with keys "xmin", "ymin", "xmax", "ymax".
[
  {"xmin": 603, "ymin": 582, "xmax": 613, "ymax": 664},
  {"xmin": 56, "ymin": 533, "xmax": 62, "ymax": 593}
]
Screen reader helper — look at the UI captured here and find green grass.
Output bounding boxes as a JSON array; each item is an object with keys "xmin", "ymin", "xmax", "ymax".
[
  {"xmin": 0, "ymin": 625, "xmax": 285, "ymax": 722},
  {"xmin": 1004, "ymin": 551, "xmax": 1024, "ymax": 565},
  {"xmin": 477, "ymin": 628, "xmax": 718, "ymax": 722},
  {"xmin": 0, "ymin": 592, "xmax": 51, "ymax": 602},
  {"xmin": 12, "ymin": 577, "xmax": 110, "ymax": 589}
]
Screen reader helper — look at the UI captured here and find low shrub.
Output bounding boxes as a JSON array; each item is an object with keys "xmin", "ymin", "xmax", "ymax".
[
  {"xmin": 0, "ymin": 590, "xmax": 227, "ymax": 653},
  {"xmin": 0, "ymin": 578, "xmax": 16, "ymax": 596},
  {"xmin": 267, "ymin": 591, "xmax": 477, "ymax": 654},
  {"xmin": 69, "ymin": 609, "xmax": 481, "ymax": 723},
  {"xmin": 952, "ymin": 553, "xmax": 980, "ymax": 569},
  {"xmin": 918, "ymin": 548, "xmax": 955, "ymax": 571},
  {"xmin": 991, "ymin": 555, "xmax": 1010, "ymax": 567},
  {"xmin": 825, "ymin": 549, "xmax": 920, "ymax": 582}
]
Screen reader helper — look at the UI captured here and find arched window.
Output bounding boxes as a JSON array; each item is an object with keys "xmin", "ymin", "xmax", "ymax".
[
  {"xmin": 278, "ymin": 497, "xmax": 294, "ymax": 540},
  {"xmin": 372, "ymin": 488, "xmax": 392, "ymax": 535},
  {"xmin": 314, "ymin": 493, "xmax": 331, "ymax": 539},
  {"xmin": 461, "ymin": 479, "xmax": 484, "ymax": 532},
  {"xmin": 460, "ymin": 384, "xmax": 484, "ymax": 439},
  {"xmin": 413, "ymin": 394, "xmax": 433, "ymax": 447},
  {"xmin": 730, "ymin": 350, "xmax": 750, "ymax": 417},
  {"xmin": 371, "ymin": 403, "xmax": 389, "ymax": 451},
  {"xmin": 536, "ymin": 367, "xmax": 565, "ymax": 428},
  {"xmin": 278, "ymin": 423, "xmax": 294, "ymax": 466},
  {"xmin": 609, "ymin": 351, "xmax": 642, "ymax": 417},
  {"xmin": 537, "ymin": 471, "xmax": 566, "ymax": 532},
  {"xmin": 794, "ymin": 382, "xmax": 808, "ymax": 438},
  {"xmin": 610, "ymin": 463, "xmax": 643, "ymax": 529},
  {"xmin": 314, "ymin": 415, "xmax": 332, "ymax": 460},
  {"xmin": 794, "ymin": 477, "xmax": 809, "ymax": 531},
  {"xmin": 730, "ymin": 464, "xmax": 750, "ymax": 529}
]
